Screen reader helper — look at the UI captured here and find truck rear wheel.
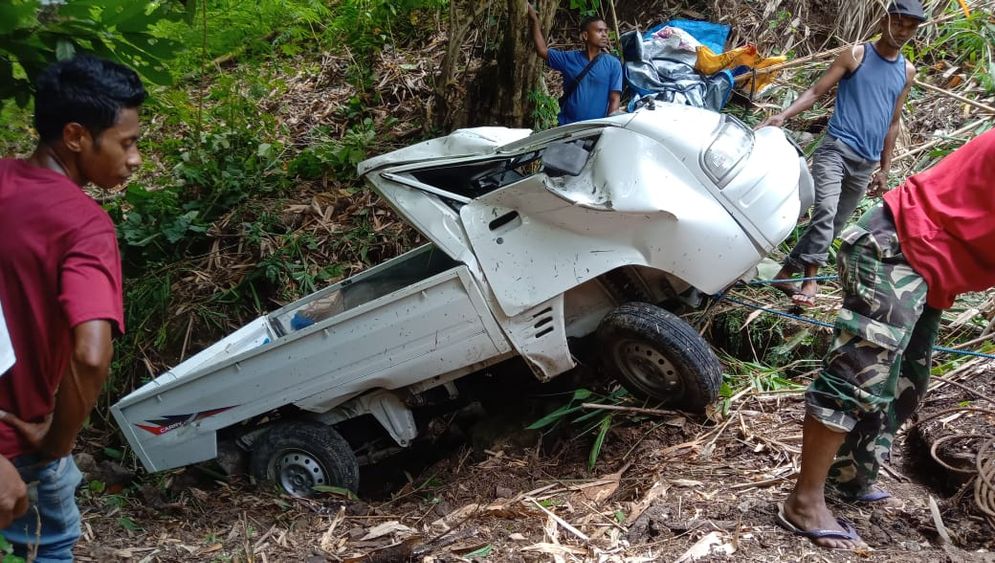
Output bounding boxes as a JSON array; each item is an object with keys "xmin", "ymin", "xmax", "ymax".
[
  {"xmin": 596, "ymin": 302, "xmax": 721, "ymax": 412},
  {"xmin": 250, "ymin": 421, "xmax": 359, "ymax": 497}
]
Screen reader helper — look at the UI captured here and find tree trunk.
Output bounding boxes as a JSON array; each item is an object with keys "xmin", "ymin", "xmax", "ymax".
[{"xmin": 433, "ymin": 0, "xmax": 557, "ymax": 130}]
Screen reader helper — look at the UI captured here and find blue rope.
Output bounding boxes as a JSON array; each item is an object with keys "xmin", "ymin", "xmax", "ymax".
[
  {"xmin": 716, "ymin": 293, "xmax": 995, "ymax": 360},
  {"xmin": 746, "ymin": 275, "xmax": 839, "ymax": 286},
  {"xmin": 932, "ymin": 345, "xmax": 995, "ymax": 360},
  {"xmin": 718, "ymin": 294, "xmax": 834, "ymax": 328}
]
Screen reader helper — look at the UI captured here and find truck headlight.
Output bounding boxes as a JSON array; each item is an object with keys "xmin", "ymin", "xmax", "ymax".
[{"xmin": 701, "ymin": 117, "xmax": 754, "ymax": 186}]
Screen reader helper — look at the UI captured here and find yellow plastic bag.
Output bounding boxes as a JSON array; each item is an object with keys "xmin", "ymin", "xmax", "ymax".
[
  {"xmin": 695, "ymin": 45, "xmax": 787, "ymax": 96},
  {"xmin": 696, "ymin": 45, "xmax": 758, "ymax": 75}
]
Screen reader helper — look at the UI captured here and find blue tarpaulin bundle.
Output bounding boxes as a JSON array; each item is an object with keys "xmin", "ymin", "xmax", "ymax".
[
  {"xmin": 643, "ymin": 19, "xmax": 730, "ymax": 53},
  {"xmin": 622, "ymin": 19, "xmax": 734, "ymax": 112}
]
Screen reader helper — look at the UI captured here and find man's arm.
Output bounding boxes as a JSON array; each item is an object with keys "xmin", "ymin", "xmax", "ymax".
[
  {"xmin": 757, "ymin": 46, "xmax": 861, "ymax": 129},
  {"xmin": 868, "ymin": 62, "xmax": 916, "ymax": 197},
  {"xmin": 526, "ymin": 2, "xmax": 548, "ymax": 60},
  {"xmin": 607, "ymin": 58, "xmax": 622, "ymax": 115},
  {"xmin": 0, "ymin": 455, "xmax": 27, "ymax": 528},
  {"xmin": 608, "ymin": 91, "xmax": 621, "ymax": 114},
  {"xmin": 37, "ymin": 320, "xmax": 113, "ymax": 459}
]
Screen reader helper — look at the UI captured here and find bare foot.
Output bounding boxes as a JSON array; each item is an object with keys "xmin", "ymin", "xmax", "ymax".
[
  {"xmin": 770, "ymin": 267, "xmax": 800, "ymax": 298},
  {"xmin": 781, "ymin": 490, "xmax": 864, "ymax": 549}
]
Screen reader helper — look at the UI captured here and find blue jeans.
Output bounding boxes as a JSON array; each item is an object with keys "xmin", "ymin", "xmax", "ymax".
[{"xmin": 1, "ymin": 455, "xmax": 82, "ymax": 562}]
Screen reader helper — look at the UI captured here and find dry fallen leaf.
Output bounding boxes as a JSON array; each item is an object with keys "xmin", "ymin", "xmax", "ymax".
[
  {"xmin": 319, "ymin": 506, "xmax": 347, "ymax": 554},
  {"xmin": 360, "ymin": 521, "xmax": 416, "ymax": 541},
  {"xmin": 671, "ymin": 479, "xmax": 704, "ymax": 488},
  {"xmin": 429, "ymin": 503, "xmax": 479, "ymax": 533},
  {"xmin": 675, "ymin": 531, "xmax": 735, "ymax": 562}
]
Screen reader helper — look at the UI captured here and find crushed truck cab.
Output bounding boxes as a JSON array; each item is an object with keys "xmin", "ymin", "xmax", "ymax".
[{"xmin": 113, "ymin": 103, "xmax": 812, "ymax": 496}]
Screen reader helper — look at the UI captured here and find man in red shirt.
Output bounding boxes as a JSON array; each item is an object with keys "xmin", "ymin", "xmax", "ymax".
[
  {"xmin": 778, "ymin": 128, "xmax": 995, "ymax": 549},
  {"xmin": 0, "ymin": 55, "xmax": 144, "ymax": 560},
  {"xmin": 0, "ymin": 302, "xmax": 28, "ymax": 528}
]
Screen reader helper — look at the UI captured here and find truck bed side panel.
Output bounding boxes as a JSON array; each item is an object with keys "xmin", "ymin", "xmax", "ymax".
[{"xmin": 113, "ymin": 266, "xmax": 510, "ymax": 472}]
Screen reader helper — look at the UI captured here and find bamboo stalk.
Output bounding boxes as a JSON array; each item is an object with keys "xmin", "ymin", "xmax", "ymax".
[
  {"xmin": 733, "ymin": 46, "xmax": 847, "ymax": 83},
  {"xmin": 734, "ymin": 10, "xmax": 967, "ymax": 83},
  {"xmin": 915, "ymin": 78, "xmax": 995, "ymax": 114},
  {"xmin": 891, "ymin": 119, "xmax": 988, "ymax": 164},
  {"xmin": 728, "ymin": 471, "xmax": 797, "ymax": 489},
  {"xmin": 580, "ymin": 403, "xmax": 679, "ymax": 417},
  {"xmin": 608, "ymin": 0, "xmax": 620, "ymax": 49},
  {"xmin": 930, "ymin": 375, "xmax": 995, "ymax": 408}
]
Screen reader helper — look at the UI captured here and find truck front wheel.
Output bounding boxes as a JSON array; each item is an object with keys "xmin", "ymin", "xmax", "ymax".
[
  {"xmin": 596, "ymin": 302, "xmax": 721, "ymax": 412},
  {"xmin": 250, "ymin": 421, "xmax": 359, "ymax": 497}
]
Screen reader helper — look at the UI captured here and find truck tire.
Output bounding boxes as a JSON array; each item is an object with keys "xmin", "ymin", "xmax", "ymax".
[
  {"xmin": 596, "ymin": 302, "xmax": 721, "ymax": 412},
  {"xmin": 250, "ymin": 421, "xmax": 359, "ymax": 497}
]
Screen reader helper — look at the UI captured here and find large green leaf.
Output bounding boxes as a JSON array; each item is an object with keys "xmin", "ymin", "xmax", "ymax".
[
  {"xmin": 0, "ymin": 0, "xmax": 188, "ymax": 101},
  {"xmin": 0, "ymin": 0, "xmax": 40, "ymax": 35}
]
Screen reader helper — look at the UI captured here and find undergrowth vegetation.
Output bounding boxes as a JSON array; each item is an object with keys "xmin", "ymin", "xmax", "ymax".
[{"xmin": 1, "ymin": 0, "xmax": 449, "ymax": 416}]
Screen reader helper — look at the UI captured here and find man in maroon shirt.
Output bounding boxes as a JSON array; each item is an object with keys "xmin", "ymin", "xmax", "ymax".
[
  {"xmin": 0, "ymin": 55, "xmax": 144, "ymax": 560},
  {"xmin": 779, "ymin": 129, "xmax": 995, "ymax": 549}
]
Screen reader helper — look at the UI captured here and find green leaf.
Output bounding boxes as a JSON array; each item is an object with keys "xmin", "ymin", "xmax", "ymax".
[
  {"xmin": 0, "ymin": 533, "xmax": 14, "ymax": 554},
  {"xmin": 103, "ymin": 447, "xmax": 124, "ymax": 460},
  {"xmin": 117, "ymin": 516, "xmax": 141, "ymax": 531},
  {"xmin": 55, "ymin": 39, "xmax": 75, "ymax": 60},
  {"xmin": 525, "ymin": 404, "xmax": 584, "ymax": 430},
  {"xmin": 311, "ymin": 485, "xmax": 358, "ymax": 499},
  {"xmin": 464, "ymin": 545, "xmax": 493, "ymax": 558},
  {"xmin": 101, "ymin": 1, "xmax": 155, "ymax": 30},
  {"xmin": 0, "ymin": 0, "xmax": 40, "ymax": 35},
  {"xmin": 588, "ymin": 415, "xmax": 612, "ymax": 471},
  {"xmin": 88, "ymin": 480, "xmax": 107, "ymax": 494},
  {"xmin": 572, "ymin": 405, "xmax": 617, "ymax": 425}
]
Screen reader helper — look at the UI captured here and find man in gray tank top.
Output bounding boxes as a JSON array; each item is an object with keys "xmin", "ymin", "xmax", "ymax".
[{"xmin": 758, "ymin": 0, "xmax": 921, "ymax": 311}]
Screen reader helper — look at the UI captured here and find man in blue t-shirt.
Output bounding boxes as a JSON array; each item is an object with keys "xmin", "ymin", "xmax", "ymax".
[{"xmin": 527, "ymin": 3, "xmax": 623, "ymax": 125}]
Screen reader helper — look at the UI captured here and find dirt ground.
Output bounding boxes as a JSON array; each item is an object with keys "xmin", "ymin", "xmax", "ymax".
[{"xmin": 74, "ymin": 364, "xmax": 995, "ymax": 563}]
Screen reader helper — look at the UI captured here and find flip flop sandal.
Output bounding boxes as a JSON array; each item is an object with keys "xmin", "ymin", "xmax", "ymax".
[
  {"xmin": 835, "ymin": 486, "xmax": 905, "ymax": 509},
  {"xmin": 775, "ymin": 503, "xmax": 864, "ymax": 549},
  {"xmin": 856, "ymin": 487, "xmax": 893, "ymax": 502}
]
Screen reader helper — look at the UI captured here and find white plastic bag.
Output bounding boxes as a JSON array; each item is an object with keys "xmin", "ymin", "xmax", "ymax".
[{"xmin": 0, "ymin": 299, "xmax": 14, "ymax": 377}]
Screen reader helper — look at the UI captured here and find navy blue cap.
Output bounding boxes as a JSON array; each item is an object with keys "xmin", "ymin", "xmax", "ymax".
[{"xmin": 888, "ymin": 0, "xmax": 927, "ymax": 22}]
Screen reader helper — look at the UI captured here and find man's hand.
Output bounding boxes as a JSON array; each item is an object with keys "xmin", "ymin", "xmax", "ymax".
[
  {"xmin": 0, "ymin": 410, "xmax": 54, "ymax": 454},
  {"xmin": 867, "ymin": 170, "xmax": 890, "ymax": 198},
  {"xmin": 757, "ymin": 113, "xmax": 786, "ymax": 129},
  {"xmin": 526, "ymin": 1, "xmax": 548, "ymax": 60},
  {"xmin": 0, "ymin": 456, "xmax": 28, "ymax": 528}
]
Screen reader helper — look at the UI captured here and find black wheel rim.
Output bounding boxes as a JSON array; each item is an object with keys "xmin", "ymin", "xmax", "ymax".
[
  {"xmin": 272, "ymin": 449, "xmax": 328, "ymax": 497},
  {"xmin": 611, "ymin": 338, "xmax": 685, "ymax": 399}
]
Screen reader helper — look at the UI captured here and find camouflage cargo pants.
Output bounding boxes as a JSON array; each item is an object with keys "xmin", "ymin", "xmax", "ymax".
[{"xmin": 805, "ymin": 204, "xmax": 942, "ymax": 498}]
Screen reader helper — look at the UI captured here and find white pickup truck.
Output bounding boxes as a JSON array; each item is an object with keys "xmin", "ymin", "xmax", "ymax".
[{"xmin": 112, "ymin": 104, "xmax": 813, "ymax": 496}]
